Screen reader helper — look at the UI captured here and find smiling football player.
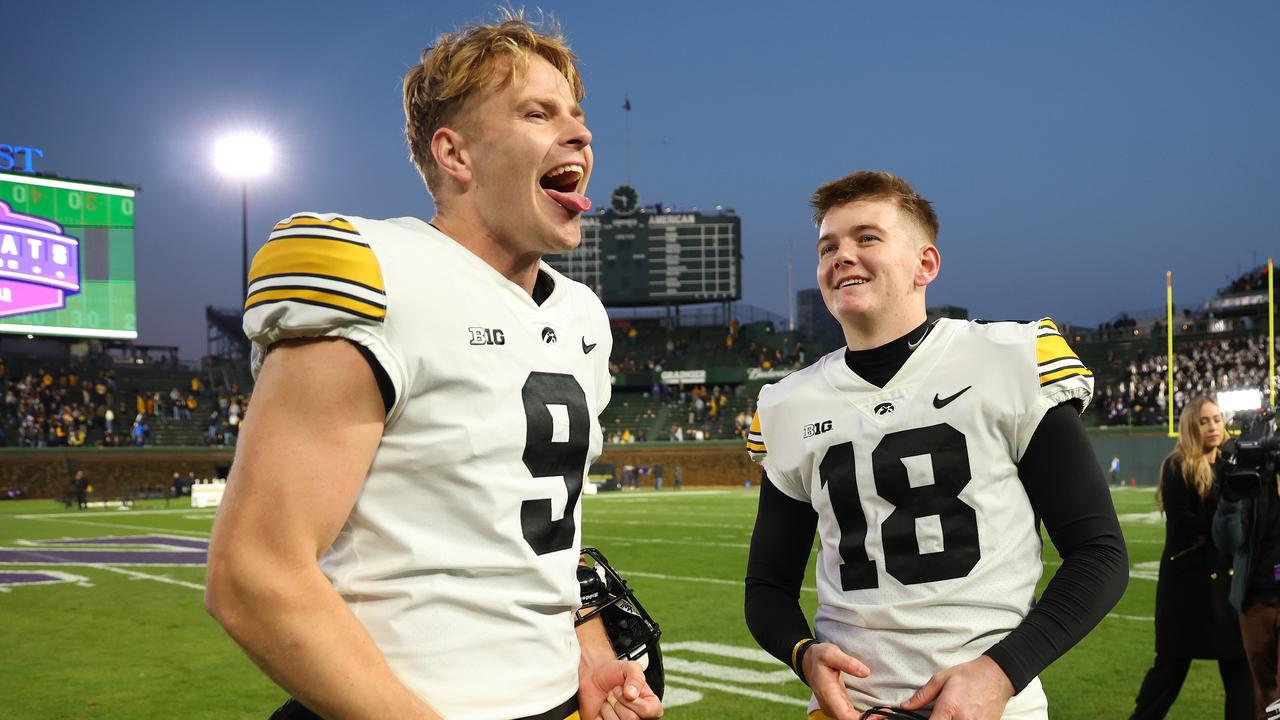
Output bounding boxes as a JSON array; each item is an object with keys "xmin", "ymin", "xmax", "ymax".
[{"xmin": 744, "ymin": 171, "xmax": 1128, "ymax": 720}]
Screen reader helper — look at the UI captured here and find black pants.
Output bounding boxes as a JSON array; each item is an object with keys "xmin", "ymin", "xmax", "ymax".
[{"xmin": 1130, "ymin": 653, "xmax": 1254, "ymax": 720}]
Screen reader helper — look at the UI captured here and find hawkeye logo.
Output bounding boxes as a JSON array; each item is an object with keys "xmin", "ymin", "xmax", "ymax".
[{"xmin": 802, "ymin": 420, "xmax": 832, "ymax": 438}]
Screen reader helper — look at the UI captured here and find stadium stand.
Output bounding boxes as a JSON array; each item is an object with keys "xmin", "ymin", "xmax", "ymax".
[
  {"xmin": 1, "ymin": 354, "xmax": 249, "ymax": 448},
  {"xmin": 3, "ymin": 264, "xmax": 1272, "ymax": 445}
]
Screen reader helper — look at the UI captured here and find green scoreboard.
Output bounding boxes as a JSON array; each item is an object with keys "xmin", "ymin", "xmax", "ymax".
[
  {"xmin": 0, "ymin": 171, "xmax": 138, "ymax": 339},
  {"xmin": 545, "ymin": 185, "xmax": 742, "ymax": 307}
]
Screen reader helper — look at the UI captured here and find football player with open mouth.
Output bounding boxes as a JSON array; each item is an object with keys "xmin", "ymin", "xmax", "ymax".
[{"xmin": 206, "ymin": 10, "xmax": 662, "ymax": 720}]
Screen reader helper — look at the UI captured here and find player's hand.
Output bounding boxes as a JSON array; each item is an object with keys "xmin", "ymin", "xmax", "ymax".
[
  {"xmin": 802, "ymin": 642, "xmax": 870, "ymax": 720},
  {"xmin": 579, "ymin": 659, "xmax": 663, "ymax": 720},
  {"xmin": 899, "ymin": 655, "xmax": 1014, "ymax": 720}
]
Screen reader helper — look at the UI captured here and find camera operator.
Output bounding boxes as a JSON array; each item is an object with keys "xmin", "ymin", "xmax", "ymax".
[
  {"xmin": 1132, "ymin": 397, "xmax": 1252, "ymax": 719},
  {"xmin": 1214, "ymin": 407, "xmax": 1280, "ymax": 720}
]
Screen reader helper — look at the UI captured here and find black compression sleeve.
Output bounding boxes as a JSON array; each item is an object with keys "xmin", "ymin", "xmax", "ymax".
[
  {"xmin": 745, "ymin": 470, "xmax": 819, "ymax": 681},
  {"xmin": 983, "ymin": 403, "xmax": 1129, "ymax": 692}
]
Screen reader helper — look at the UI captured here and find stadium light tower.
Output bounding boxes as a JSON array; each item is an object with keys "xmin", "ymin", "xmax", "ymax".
[{"xmin": 214, "ymin": 134, "xmax": 273, "ymax": 307}]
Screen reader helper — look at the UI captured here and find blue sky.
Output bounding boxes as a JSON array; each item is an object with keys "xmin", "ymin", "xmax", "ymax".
[{"xmin": 6, "ymin": 1, "xmax": 1278, "ymax": 357}]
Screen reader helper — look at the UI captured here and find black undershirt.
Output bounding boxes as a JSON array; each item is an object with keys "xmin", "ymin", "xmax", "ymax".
[{"xmin": 744, "ymin": 325, "xmax": 1128, "ymax": 693}]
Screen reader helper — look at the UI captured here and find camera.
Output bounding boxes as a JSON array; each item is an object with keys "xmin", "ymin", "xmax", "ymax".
[{"xmin": 1221, "ymin": 409, "xmax": 1280, "ymax": 500}]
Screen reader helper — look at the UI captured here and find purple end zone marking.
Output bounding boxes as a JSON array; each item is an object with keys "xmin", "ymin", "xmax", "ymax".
[
  {"xmin": 0, "ymin": 549, "xmax": 206, "ymax": 565},
  {"xmin": 38, "ymin": 536, "xmax": 209, "ymax": 550},
  {"xmin": 0, "ymin": 571, "xmax": 61, "ymax": 584}
]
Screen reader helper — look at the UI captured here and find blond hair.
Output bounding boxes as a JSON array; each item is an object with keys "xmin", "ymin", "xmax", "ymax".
[
  {"xmin": 809, "ymin": 171, "xmax": 939, "ymax": 243},
  {"xmin": 402, "ymin": 9, "xmax": 583, "ymax": 195},
  {"xmin": 1156, "ymin": 396, "xmax": 1220, "ymax": 510}
]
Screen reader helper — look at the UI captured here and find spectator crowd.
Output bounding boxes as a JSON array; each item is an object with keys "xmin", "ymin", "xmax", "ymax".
[
  {"xmin": 1, "ymin": 360, "xmax": 248, "ymax": 448},
  {"xmin": 1097, "ymin": 334, "xmax": 1278, "ymax": 426}
]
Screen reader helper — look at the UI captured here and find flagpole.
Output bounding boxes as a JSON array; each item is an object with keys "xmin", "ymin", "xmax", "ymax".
[
  {"xmin": 1167, "ymin": 271, "xmax": 1176, "ymax": 437},
  {"xmin": 1269, "ymin": 257, "xmax": 1275, "ymax": 408},
  {"xmin": 623, "ymin": 96, "xmax": 632, "ymax": 184}
]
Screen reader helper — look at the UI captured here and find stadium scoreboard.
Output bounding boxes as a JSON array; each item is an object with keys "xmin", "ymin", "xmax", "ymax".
[
  {"xmin": 0, "ymin": 171, "xmax": 137, "ymax": 340},
  {"xmin": 545, "ymin": 185, "xmax": 741, "ymax": 307}
]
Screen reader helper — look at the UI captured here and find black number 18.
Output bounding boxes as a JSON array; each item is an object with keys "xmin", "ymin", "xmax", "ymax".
[{"xmin": 820, "ymin": 424, "xmax": 980, "ymax": 590}]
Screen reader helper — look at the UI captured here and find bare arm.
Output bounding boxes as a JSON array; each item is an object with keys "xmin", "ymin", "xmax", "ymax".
[
  {"xmin": 576, "ymin": 616, "xmax": 663, "ymax": 720},
  {"xmin": 204, "ymin": 338, "xmax": 440, "ymax": 719}
]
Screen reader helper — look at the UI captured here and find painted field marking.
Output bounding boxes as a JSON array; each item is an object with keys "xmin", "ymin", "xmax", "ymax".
[
  {"xmin": 1118, "ymin": 512, "xmax": 1164, "ymax": 524},
  {"xmin": 659, "ymin": 687, "xmax": 704, "ymax": 708},
  {"xmin": 12, "ymin": 516, "xmax": 210, "ymax": 538},
  {"xmin": 589, "ymin": 534, "xmax": 748, "ymax": 549},
  {"xmin": 662, "ymin": 641, "xmax": 809, "ymax": 707},
  {"xmin": 585, "ymin": 490, "xmax": 738, "ymax": 501},
  {"xmin": 1130, "ymin": 560, "xmax": 1160, "ymax": 582},
  {"xmin": 665, "ymin": 675, "xmax": 808, "ymax": 707},
  {"xmin": 0, "ymin": 569, "xmax": 93, "ymax": 592},
  {"xmin": 13, "ymin": 508, "xmax": 217, "ymax": 519},
  {"xmin": 93, "ymin": 565, "xmax": 206, "ymax": 591}
]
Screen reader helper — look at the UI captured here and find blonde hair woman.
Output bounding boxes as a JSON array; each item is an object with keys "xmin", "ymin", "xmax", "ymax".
[{"xmin": 1131, "ymin": 397, "xmax": 1251, "ymax": 719}]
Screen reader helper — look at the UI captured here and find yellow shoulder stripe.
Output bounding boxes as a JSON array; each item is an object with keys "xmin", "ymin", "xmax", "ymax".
[
  {"xmin": 1035, "ymin": 334, "xmax": 1079, "ymax": 366},
  {"xmin": 248, "ymin": 237, "xmax": 385, "ymax": 293},
  {"xmin": 746, "ymin": 411, "xmax": 767, "ymax": 453},
  {"xmin": 1038, "ymin": 318, "xmax": 1059, "ymax": 332},
  {"xmin": 272, "ymin": 216, "xmax": 358, "ymax": 234},
  {"xmin": 244, "ymin": 287, "xmax": 387, "ymax": 320}
]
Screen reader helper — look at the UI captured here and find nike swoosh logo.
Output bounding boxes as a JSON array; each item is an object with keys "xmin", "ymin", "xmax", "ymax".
[
  {"xmin": 907, "ymin": 336, "xmax": 925, "ymax": 350},
  {"xmin": 933, "ymin": 386, "xmax": 972, "ymax": 409},
  {"xmin": 582, "ymin": 337, "xmax": 597, "ymax": 354}
]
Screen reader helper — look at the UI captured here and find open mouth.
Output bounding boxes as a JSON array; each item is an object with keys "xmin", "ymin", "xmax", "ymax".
[
  {"xmin": 836, "ymin": 278, "xmax": 868, "ymax": 289},
  {"xmin": 539, "ymin": 163, "xmax": 591, "ymax": 215}
]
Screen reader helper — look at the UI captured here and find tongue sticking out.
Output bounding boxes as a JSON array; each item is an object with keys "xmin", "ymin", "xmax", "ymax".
[{"xmin": 543, "ymin": 188, "xmax": 592, "ymax": 214}]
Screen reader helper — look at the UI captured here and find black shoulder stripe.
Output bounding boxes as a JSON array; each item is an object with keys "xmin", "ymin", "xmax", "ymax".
[
  {"xmin": 249, "ymin": 271, "xmax": 386, "ymax": 295},
  {"xmin": 246, "ymin": 296, "xmax": 385, "ymax": 322},
  {"xmin": 246, "ymin": 284, "xmax": 387, "ymax": 310},
  {"xmin": 266, "ymin": 233, "xmax": 372, "ymax": 248}
]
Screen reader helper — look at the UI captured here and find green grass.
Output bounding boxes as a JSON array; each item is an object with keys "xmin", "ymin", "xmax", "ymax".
[{"xmin": 0, "ymin": 488, "xmax": 1232, "ymax": 718}]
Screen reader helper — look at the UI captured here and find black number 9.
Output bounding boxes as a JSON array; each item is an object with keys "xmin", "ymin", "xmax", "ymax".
[{"xmin": 521, "ymin": 372, "xmax": 591, "ymax": 556}]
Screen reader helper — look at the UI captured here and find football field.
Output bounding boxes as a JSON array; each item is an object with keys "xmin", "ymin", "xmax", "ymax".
[{"xmin": 0, "ymin": 487, "xmax": 1232, "ymax": 719}]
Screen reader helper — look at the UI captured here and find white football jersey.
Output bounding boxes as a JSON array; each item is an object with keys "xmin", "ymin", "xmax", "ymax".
[
  {"xmin": 243, "ymin": 214, "xmax": 612, "ymax": 720},
  {"xmin": 748, "ymin": 318, "xmax": 1092, "ymax": 718}
]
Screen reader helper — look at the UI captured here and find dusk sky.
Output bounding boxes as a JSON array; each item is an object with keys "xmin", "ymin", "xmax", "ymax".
[{"xmin": 7, "ymin": 1, "xmax": 1278, "ymax": 358}]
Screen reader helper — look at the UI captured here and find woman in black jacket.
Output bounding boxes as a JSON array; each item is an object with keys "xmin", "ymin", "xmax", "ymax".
[{"xmin": 1131, "ymin": 396, "xmax": 1253, "ymax": 719}]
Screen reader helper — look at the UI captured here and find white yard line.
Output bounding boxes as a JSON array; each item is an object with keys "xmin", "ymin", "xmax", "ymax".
[
  {"xmin": 92, "ymin": 565, "xmax": 206, "ymax": 591},
  {"xmin": 664, "ymin": 674, "xmax": 808, "ymax": 707},
  {"xmin": 14, "ymin": 508, "xmax": 216, "ymax": 519},
  {"xmin": 622, "ymin": 570, "xmax": 817, "ymax": 594},
  {"xmin": 13, "ymin": 516, "xmax": 210, "ymax": 538},
  {"xmin": 1108, "ymin": 613, "xmax": 1155, "ymax": 622},
  {"xmin": 585, "ymin": 490, "xmax": 739, "ymax": 500},
  {"xmin": 590, "ymin": 519, "xmax": 752, "ymax": 530},
  {"xmin": 588, "ymin": 534, "xmax": 748, "ymax": 549}
]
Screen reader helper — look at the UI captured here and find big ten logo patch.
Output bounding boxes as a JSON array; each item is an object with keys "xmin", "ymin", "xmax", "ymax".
[
  {"xmin": 469, "ymin": 327, "xmax": 505, "ymax": 346},
  {"xmin": 802, "ymin": 420, "xmax": 832, "ymax": 438}
]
